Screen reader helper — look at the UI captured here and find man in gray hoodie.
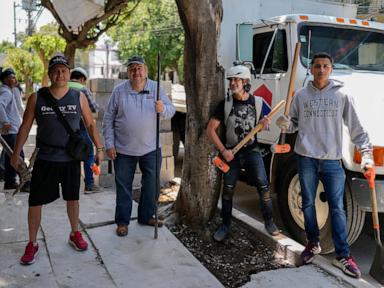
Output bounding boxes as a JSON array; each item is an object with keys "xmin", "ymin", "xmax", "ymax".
[{"xmin": 276, "ymin": 52, "xmax": 373, "ymax": 279}]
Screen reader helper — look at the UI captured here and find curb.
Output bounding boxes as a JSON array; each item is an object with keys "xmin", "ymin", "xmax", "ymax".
[{"xmin": 231, "ymin": 207, "xmax": 380, "ymax": 288}]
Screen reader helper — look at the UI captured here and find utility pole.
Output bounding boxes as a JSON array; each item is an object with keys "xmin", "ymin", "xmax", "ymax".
[
  {"xmin": 106, "ymin": 43, "xmax": 110, "ymax": 78},
  {"xmin": 27, "ymin": 9, "xmax": 32, "ymax": 36},
  {"xmin": 13, "ymin": 1, "xmax": 18, "ymax": 46}
]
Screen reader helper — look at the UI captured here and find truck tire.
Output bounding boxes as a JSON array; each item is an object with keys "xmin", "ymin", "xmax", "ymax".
[{"xmin": 277, "ymin": 159, "xmax": 365, "ymax": 254}]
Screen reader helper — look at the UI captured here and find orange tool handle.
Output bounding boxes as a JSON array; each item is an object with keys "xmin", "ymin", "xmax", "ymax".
[{"xmin": 91, "ymin": 163, "xmax": 100, "ymax": 176}]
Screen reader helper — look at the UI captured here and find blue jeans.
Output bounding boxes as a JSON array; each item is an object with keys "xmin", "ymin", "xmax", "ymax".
[
  {"xmin": 79, "ymin": 128, "xmax": 94, "ymax": 188},
  {"xmin": 2, "ymin": 134, "xmax": 25, "ymax": 185},
  {"xmin": 114, "ymin": 149, "xmax": 161, "ymax": 225},
  {"xmin": 298, "ymin": 155, "xmax": 349, "ymax": 257},
  {"xmin": 221, "ymin": 150, "xmax": 272, "ymax": 225}
]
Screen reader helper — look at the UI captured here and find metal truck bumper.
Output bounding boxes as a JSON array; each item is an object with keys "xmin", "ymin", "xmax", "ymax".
[{"xmin": 351, "ymin": 178, "xmax": 384, "ymax": 212}]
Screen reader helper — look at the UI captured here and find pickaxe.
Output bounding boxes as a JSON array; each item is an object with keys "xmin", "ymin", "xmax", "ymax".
[
  {"xmin": 0, "ymin": 135, "xmax": 38, "ymax": 196},
  {"xmin": 214, "ymin": 100, "xmax": 285, "ymax": 173},
  {"xmin": 271, "ymin": 42, "xmax": 301, "ymax": 154}
]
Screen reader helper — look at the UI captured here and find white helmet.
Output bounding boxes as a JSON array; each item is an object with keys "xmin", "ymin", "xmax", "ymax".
[
  {"xmin": 226, "ymin": 65, "xmax": 251, "ymax": 80},
  {"xmin": 71, "ymin": 67, "xmax": 88, "ymax": 80}
]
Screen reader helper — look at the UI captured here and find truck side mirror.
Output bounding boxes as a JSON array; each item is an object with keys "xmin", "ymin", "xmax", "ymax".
[{"xmin": 236, "ymin": 23, "xmax": 253, "ymax": 62}]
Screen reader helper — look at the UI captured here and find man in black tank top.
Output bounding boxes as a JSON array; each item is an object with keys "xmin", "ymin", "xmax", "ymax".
[
  {"xmin": 11, "ymin": 55, "xmax": 105, "ymax": 265},
  {"xmin": 206, "ymin": 65, "xmax": 280, "ymax": 242}
]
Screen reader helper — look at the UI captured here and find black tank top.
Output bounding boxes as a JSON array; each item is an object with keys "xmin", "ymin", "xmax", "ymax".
[{"xmin": 35, "ymin": 87, "xmax": 82, "ymax": 162}]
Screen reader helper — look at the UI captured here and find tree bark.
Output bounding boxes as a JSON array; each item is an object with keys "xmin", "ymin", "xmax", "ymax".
[
  {"xmin": 41, "ymin": 0, "xmax": 141, "ymax": 68},
  {"xmin": 37, "ymin": 52, "xmax": 49, "ymax": 87},
  {"xmin": 175, "ymin": 0, "xmax": 224, "ymax": 227},
  {"xmin": 64, "ymin": 42, "xmax": 78, "ymax": 68}
]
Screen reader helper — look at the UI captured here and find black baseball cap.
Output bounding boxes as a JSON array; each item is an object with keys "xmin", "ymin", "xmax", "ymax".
[
  {"xmin": 127, "ymin": 55, "xmax": 146, "ymax": 66},
  {"xmin": 48, "ymin": 54, "xmax": 70, "ymax": 70},
  {"xmin": 0, "ymin": 68, "xmax": 16, "ymax": 82}
]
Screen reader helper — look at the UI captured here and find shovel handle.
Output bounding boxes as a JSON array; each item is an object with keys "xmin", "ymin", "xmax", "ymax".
[
  {"xmin": 232, "ymin": 100, "xmax": 285, "ymax": 155},
  {"xmin": 365, "ymin": 168, "xmax": 381, "ymax": 235}
]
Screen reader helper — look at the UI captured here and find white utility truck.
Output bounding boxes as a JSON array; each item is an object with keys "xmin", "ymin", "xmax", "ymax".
[{"xmin": 230, "ymin": 13, "xmax": 384, "ymax": 253}]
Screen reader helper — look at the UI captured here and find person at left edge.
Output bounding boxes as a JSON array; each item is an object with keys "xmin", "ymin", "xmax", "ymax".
[{"xmin": 0, "ymin": 68, "xmax": 29, "ymax": 191}]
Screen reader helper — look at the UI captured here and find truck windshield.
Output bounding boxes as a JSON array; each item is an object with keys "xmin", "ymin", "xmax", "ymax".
[{"xmin": 299, "ymin": 25, "xmax": 384, "ymax": 72}]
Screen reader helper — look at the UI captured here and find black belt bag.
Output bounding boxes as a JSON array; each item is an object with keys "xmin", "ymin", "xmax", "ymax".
[
  {"xmin": 65, "ymin": 131, "xmax": 90, "ymax": 161},
  {"xmin": 41, "ymin": 88, "xmax": 90, "ymax": 161}
]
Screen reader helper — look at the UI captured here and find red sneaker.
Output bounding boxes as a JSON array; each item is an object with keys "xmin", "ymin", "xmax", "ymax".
[
  {"xmin": 20, "ymin": 241, "xmax": 39, "ymax": 265},
  {"xmin": 68, "ymin": 231, "xmax": 88, "ymax": 251}
]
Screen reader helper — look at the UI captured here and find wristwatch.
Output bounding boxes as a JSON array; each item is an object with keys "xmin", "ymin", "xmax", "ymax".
[{"xmin": 96, "ymin": 147, "xmax": 105, "ymax": 152}]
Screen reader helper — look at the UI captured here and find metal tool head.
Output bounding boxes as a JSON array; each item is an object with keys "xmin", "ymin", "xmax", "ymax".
[
  {"xmin": 370, "ymin": 243, "xmax": 384, "ymax": 285},
  {"xmin": 271, "ymin": 144, "xmax": 291, "ymax": 154},
  {"xmin": 213, "ymin": 156, "xmax": 230, "ymax": 173}
]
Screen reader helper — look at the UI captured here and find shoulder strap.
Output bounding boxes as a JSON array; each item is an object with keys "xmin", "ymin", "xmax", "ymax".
[{"xmin": 40, "ymin": 87, "xmax": 75, "ymax": 136}]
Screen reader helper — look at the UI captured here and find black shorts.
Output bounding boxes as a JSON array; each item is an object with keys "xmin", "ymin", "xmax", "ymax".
[{"xmin": 29, "ymin": 159, "xmax": 81, "ymax": 206}]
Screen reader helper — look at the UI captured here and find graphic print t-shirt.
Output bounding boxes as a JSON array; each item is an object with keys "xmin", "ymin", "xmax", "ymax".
[
  {"xmin": 213, "ymin": 95, "xmax": 258, "ymax": 152},
  {"xmin": 35, "ymin": 88, "xmax": 82, "ymax": 162}
]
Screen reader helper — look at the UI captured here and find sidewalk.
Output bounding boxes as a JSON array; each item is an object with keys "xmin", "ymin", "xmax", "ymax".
[
  {"xmin": 0, "ymin": 191, "xmax": 222, "ymax": 288},
  {"xmin": 1, "ymin": 189, "xmax": 380, "ymax": 288}
]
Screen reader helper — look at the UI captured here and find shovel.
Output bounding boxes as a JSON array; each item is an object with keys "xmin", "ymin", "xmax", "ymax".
[
  {"xmin": 213, "ymin": 100, "xmax": 285, "ymax": 173},
  {"xmin": 0, "ymin": 135, "xmax": 38, "ymax": 205},
  {"xmin": 364, "ymin": 167, "xmax": 384, "ymax": 284}
]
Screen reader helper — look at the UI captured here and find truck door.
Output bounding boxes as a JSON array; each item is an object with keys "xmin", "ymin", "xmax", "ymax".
[{"xmin": 249, "ymin": 25, "xmax": 291, "ymax": 144}]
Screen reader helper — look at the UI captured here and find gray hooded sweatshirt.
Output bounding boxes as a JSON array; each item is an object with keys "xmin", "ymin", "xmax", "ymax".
[{"xmin": 287, "ymin": 79, "xmax": 372, "ymax": 159}]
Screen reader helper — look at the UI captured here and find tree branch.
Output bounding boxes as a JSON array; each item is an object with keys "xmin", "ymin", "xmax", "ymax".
[{"xmin": 40, "ymin": 0, "xmax": 72, "ymax": 41}]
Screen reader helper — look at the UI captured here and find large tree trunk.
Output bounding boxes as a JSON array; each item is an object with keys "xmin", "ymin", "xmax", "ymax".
[
  {"xmin": 38, "ymin": 52, "xmax": 49, "ymax": 87},
  {"xmin": 174, "ymin": 0, "xmax": 224, "ymax": 226},
  {"xmin": 64, "ymin": 42, "xmax": 77, "ymax": 68}
]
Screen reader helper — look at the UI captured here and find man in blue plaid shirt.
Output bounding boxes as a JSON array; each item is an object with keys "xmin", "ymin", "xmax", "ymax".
[{"xmin": 68, "ymin": 67, "xmax": 100, "ymax": 193}]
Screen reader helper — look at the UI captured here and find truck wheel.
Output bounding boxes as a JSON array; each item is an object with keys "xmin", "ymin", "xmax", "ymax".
[
  {"xmin": 345, "ymin": 180, "xmax": 365, "ymax": 246},
  {"xmin": 277, "ymin": 160, "xmax": 365, "ymax": 254}
]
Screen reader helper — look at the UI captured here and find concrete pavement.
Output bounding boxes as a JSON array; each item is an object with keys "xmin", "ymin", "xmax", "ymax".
[
  {"xmin": 0, "ymin": 191, "xmax": 222, "ymax": 288},
  {"xmin": 1, "ymin": 188, "xmax": 379, "ymax": 288}
]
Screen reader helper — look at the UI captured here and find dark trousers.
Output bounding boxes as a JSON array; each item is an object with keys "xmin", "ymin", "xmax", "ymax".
[
  {"xmin": 114, "ymin": 149, "xmax": 162, "ymax": 225},
  {"xmin": 221, "ymin": 150, "xmax": 272, "ymax": 226},
  {"xmin": 2, "ymin": 134, "xmax": 25, "ymax": 185}
]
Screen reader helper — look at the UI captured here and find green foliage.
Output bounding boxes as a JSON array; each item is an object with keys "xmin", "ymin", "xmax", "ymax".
[
  {"xmin": 23, "ymin": 33, "xmax": 66, "ymax": 60},
  {"xmin": 0, "ymin": 41, "xmax": 15, "ymax": 53},
  {"xmin": 4, "ymin": 48, "xmax": 43, "ymax": 84},
  {"xmin": 108, "ymin": 0, "xmax": 184, "ymax": 80},
  {"xmin": 38, "ymin": 22, "xmax": 60, "ymax": 35}
]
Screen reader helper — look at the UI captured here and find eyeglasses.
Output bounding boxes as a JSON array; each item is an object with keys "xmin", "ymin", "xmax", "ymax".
[{"xmin": 312, "ymin": 64, "xmax": 332, "ymax": 69}]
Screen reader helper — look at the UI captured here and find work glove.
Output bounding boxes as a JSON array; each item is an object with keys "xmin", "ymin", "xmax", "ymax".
[
  {"xmin": 275, "ymin": 115, "xmax": 290, "ymax": 130},
  {"xmin": 361, "ymin": 151, "xmax": 374, "ymax": 172}
]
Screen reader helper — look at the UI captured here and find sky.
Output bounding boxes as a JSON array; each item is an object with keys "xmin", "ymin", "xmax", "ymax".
[{"xmin": 0, "ymin": 0, "xmax": 54, "ymax": 43}]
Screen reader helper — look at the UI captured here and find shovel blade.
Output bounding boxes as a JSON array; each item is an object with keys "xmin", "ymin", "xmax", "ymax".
[{"xmin": 369, "ymin": 244, "xmax": 384, "ymax": 285}]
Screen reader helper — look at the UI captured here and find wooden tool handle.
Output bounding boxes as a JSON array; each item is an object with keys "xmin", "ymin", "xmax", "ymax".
[
  {"xmin": 284, "ymin": 42, "xmax": 301, "ymax": 116},
  {"xmin": 232, "ymin": 100, "xmax": 285, "ymax": 155}
]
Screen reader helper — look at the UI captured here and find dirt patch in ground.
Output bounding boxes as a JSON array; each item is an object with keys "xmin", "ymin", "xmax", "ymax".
[{"xmin": 134, "ymin": 183, "xmax": 292, "ymax": 287}]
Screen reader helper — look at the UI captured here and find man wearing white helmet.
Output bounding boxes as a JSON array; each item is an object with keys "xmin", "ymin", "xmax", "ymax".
[
  {"xmin": 207, "ymin": 65, "xmax": 280, "ymax": 242},
  {"xmin": 69, "ymin": 67, "xmax": 100, "ymax": 193}
]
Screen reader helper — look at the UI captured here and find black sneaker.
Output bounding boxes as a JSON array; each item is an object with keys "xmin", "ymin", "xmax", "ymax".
[
  {"xmin": 332, "ymin": 256, "xmax": 361, "ymax": 278},
  {"xmin": 4, "ymin": 182, "xmax": 18, "ymax": 190},
  {"xmin": 265, "ymin": 220, "xmax": 280, "ymax": 236},
  {"xmin": 20, "ymin": 184, "xmax": 30, "ymax": 193},
  {"xmin": 301, "ymin": 241, "xmax": 321, "ymax": 264},
  {"xmin": 213, "ymin": 224, "xmax": 230, "ymax": 242},
  {"xmin": 84, "ymin": 185, "xmax": 101, "ymax": 194}
]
